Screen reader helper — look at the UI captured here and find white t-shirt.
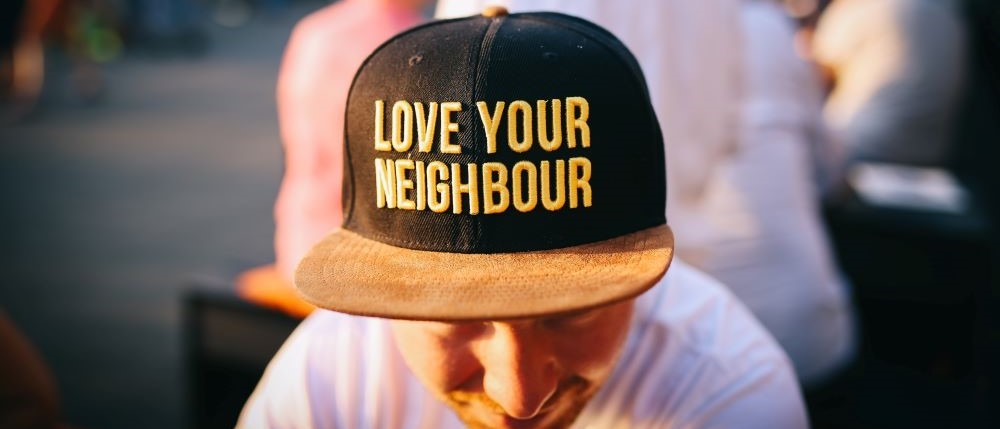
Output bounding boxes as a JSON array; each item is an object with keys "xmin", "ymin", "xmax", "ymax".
[{"xmin": 237, "ymin": 261, "xmax": 808, "ymax": 429}]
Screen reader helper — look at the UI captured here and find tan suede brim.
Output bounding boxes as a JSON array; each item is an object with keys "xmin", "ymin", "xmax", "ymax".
[{"xmin": 294, "ymin": 224, "xmax": 674, "ymax": 321}]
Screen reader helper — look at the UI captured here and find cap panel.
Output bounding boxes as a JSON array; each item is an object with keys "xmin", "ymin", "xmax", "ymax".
[
  {"xmin": 344, "ymin": 18, "xmax": 491, "ymax": 251},
  {"xmin": 471, "ymin": 16, "xmax": 666, "ymax": 250}
]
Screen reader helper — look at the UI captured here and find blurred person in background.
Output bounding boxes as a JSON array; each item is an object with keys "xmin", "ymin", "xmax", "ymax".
[
  {"xmin": 1, "ymin": 0, "xmax": 61, "ymax": 120},
  {"xmin": 57, "ymin": 0, "xmax": 118, "ymax": 99},
  {"xmin": 436, "ymin": 0, "xmax": 856, "ymax": 388},
  {"xmin": 735, "ymin": 0, "xmax": 855, "ymax": 388},
  {"xmin": 1, "ymin": 0, "xmax": 119, "ymax": 122},
  {"xmin": 237, "ymin": 0, "xmax": 428, "ymax": 317},
  {"xmin": 811, "ymin": 0, "xmax": 967, "ymax": 168}
]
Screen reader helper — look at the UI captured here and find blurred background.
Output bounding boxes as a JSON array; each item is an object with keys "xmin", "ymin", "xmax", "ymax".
[
  {"xmin": 0, "ymin": 1, "xmax": 314, "ymax": 428},
  {"xmin": 0, "ymin": 0, "xmax": 997, "ymax": 429}
]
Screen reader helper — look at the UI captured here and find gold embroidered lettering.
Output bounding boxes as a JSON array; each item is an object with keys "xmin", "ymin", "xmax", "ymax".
[
  {"xmin": 566, "ymin": 96, "xmax": 590, "ymax": 148},
  {"xmin": 482, "ymin": 162, "xmax": 510, "ymax": 214},
  {"xmin": 477, "ymin": 101, "xmax": 506, "ymax": 154},
  {"xmin": 451, "ymin": 163, "xmax": 479, "ymax": 215},
  {"xmin": 440, "ymin": 102, "xmax": 462, "ymax": 154},
  {"xmin": 374, "ymin": 100, "xmax": 392, "ymax": 151},
  {"xmin": 568, "ymin": 157, "xmax": 592, "ymax": 208},
  {"xmin": 375, "ymin": 157, "xmax": 590, "ymax": 213},
  {"xmin": 374, "ymin": 158, "xmax": 396, "ymax": 208},
  {"xmin": 374, "ymin": 96, "xmax": 594, "ymax": 213},
  {"xmin": 540, "ymin": 160, "xmax": 566, "ymax": 211},
  {"xmin": 415, "ymin": 161, "xmax": 426, "ymax": 210},
  {"xmin": 537, "ymin": 99, "xmax": 562, "ymax": 152},
  {"xmin": 391, "ymin": 101, "xmax": 414, "ymax": 152},
  {"xmin": 394, "ymin": 159, "xmax": 416, "ymax": 210},
  {"xmin": 512, "ymin": 161, "xmax": 538, "ymax": 212},
  {"xmin": 415, "ymin": 102, "xmax": 438, "ymax": 153},
  {"xmin": 507, "ymin": 100, "xmax": 533, "ymax": 153},
  {"xmin": 426, "ymin": 161, "xmax": 450, "ymax": 213}
]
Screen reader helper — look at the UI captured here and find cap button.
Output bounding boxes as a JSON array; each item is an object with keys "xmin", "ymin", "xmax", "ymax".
[{"xmin": 482, "ymin": 6, "xmax": 509, "ymax": 18}]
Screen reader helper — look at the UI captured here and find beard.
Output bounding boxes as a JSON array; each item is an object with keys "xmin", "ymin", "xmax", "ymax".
[{"xmin": 442, "ymin": 376, "xmax": 596, "ymax": 429}]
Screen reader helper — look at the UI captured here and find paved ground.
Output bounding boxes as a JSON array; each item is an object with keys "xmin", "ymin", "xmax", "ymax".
[{"xmin": 0, "ymin": 9, "xmax": 313, "ymax": 429}]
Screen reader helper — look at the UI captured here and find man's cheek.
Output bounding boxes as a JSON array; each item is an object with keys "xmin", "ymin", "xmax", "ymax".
[
  {"xmin": 404, "ymin": 340, "xmax": 481, "ymax": 393},
  {"xmin": 439, "ymin": 352, "xmax": 483, "ymax": 392},
  {"xmin": 555, "ymin": 326, "xmax": 631, "ymax": 377}
]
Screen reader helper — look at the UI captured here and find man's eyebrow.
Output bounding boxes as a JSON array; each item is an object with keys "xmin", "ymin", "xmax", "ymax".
[{"xmin": 544, "ymin": 308, "xmax": 599, "ymax": 323}]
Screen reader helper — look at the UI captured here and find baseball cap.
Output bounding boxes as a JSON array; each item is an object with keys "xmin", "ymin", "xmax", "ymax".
[{"xmin": 294, "ymin": 7, "xmax": 674, "ymax": 321}]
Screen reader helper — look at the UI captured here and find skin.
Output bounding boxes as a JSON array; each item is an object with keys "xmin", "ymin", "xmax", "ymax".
[{"xmin": 390, "ymin": 298, "xmax": 636, "ymax": 429}]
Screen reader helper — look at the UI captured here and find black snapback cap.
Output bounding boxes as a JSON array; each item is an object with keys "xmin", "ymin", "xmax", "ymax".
[{"xmin": 296, "ymin": 7, "xmax": 674, "ymax": 321}]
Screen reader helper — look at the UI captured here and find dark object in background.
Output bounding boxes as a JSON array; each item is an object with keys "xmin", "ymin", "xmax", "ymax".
[
  {"xmin": 953, "ymin": 0, "xmax": 1000, "ymax": 223},
  {"xmin": 813, "ymin": 2, "xmax": 1000, "ymax": 426},
  {"xmin": 820, "ymin": 184, "xmax": 994, "ymax": 429},
  {"xmin": 0, "ymin": 0, "xmax": 27, "ymax": 56},
  {"xmin": 184, "ymin": 288, "xmax": 301, "ymax": 429},
  {"xmin": 951, "ymin": 2, "xmax": 1000, "ymax": 425}
]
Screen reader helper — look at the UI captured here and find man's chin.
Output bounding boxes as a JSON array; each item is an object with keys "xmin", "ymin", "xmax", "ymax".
[
  {"xmin": 494, "ymin": 411, "xmax": 592, "ymax": 429},
  {"xmin": 456, "ymin": 407, "xmax": 583, "ymax": 429},
  {"xmin": 445, "ymin": 378, "xmax": 596, "ymax": 429}
]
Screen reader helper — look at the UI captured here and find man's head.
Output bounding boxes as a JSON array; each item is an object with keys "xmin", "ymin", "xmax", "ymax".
[{"xmin": 293, "ymin": 7, "xmax": 672, "ymax": 428}]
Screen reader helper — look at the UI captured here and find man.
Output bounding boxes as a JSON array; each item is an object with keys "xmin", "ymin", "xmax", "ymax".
[{"xmin": 238, "ymin": 8, "xmax": 807, "ymax": 428}]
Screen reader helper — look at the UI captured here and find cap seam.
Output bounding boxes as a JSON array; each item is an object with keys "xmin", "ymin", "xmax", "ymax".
[
  {"xmin": 519, "ymin": 13, "xmax": 668, "ymax": 220},
  {"xmin": 469, "ymin": 16, "xmax": 504, "ymax": 250}
]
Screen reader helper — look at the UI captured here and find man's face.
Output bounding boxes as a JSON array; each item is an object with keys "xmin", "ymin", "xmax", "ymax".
[{"xmin": 390, "ymin": 298, "xmax": 636, "ymax": 429}]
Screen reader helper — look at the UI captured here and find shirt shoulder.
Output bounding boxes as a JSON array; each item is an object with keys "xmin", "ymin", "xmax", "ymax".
[
  {"xmin": 235, "ymin": 311, "xmax": 371, "ymax": 429},
  {"xmin": 237, "ymin": 312, "xmax": 459, "ymax": 429},
  {"xmin": 579, "ymin": 261, "xmax": 808, "ymax": 428}
]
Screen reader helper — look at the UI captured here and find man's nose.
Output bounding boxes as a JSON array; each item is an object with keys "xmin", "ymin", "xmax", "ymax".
[{"xmin": 480, "ymin": 323, "xmax": 560, "ymax": 419}]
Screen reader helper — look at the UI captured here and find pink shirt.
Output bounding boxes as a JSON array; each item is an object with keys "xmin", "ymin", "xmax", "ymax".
[{"xmin": 274, "ymin": 0, "xmax": 425, "ymax": 280}]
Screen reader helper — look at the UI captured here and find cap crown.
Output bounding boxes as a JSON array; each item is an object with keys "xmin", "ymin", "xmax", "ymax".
[{"xmin": 343, "ymin": 12, "xmax": 666, "ymax": 253}]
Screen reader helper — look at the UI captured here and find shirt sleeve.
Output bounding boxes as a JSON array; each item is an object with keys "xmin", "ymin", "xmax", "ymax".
[
  {"xmin": 272, "ymin": 11, "xmax": 351, "ymax": 282},
  {"xmin": 655, "ymin": 262, "xmax": 810, "ymax": 429},
  {"xmin": 236, "ymin": 313, "xmax": 355, "ymax": 429}
]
